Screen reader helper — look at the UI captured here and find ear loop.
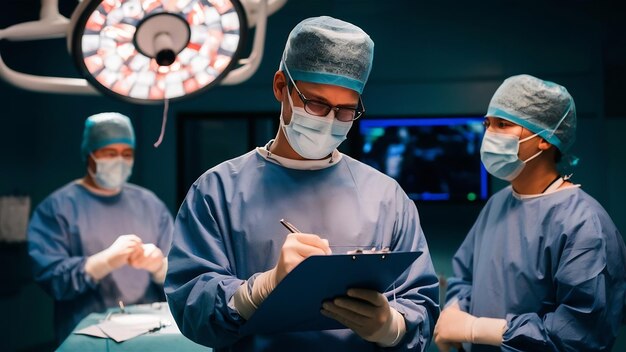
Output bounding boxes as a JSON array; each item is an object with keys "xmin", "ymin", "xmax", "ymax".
[{"xmin": 517, "ymin": 129, "xmax": 543, "ymax": 163}]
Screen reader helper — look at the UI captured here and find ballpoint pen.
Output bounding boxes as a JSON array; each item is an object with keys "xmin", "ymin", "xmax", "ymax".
[{"xmin": 280, "ymin": 219, "xmax": 301, "ymax": 233}]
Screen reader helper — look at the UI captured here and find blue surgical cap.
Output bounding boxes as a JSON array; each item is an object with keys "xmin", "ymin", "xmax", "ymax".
[
  {"xmin": 81, "ymin": 112, "xmax": 135, "ymax": 159},
  {"xmin": 487, "ymin": 74, "xmax": 577, "ymax": 152},
  {"xmin": 279, "ymin": 16, "xmax": 374, "ymax": 94}
]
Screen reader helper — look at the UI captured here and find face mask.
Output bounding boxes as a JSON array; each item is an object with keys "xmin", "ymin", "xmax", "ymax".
[
  {"xmin": 89, "ymin": 155, "xmax": 133, "ymax": 190},
  {"xmin": 480, "ymin": 130, "xmax": 542, "ymax": 181},
  {"xmin": 281, "ymin": 92, "xmax": 352, "ymax": 160}
]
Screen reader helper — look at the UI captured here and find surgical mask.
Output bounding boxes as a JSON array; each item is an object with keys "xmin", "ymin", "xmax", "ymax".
[
  {"xmin": 281, "ymin": 92, "xmax": 352, "ymax": 159},
  {"xmin": 480, "ymin": 130, "xmax": 542, "ymax": 181},
  {"xmin": 89, "ymin": 155, "xmax": 133, "ymax": 190}
]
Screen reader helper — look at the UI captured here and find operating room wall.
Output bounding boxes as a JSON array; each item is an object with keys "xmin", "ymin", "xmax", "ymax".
[{"xmin": 1, "ymin": 0, "xmax": 625, "ymax": 350}]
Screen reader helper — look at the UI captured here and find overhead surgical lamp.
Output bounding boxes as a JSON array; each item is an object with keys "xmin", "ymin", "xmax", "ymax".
[{"xmin": 0, "ymin": 0, "xmax": 287, "ymax": 104}]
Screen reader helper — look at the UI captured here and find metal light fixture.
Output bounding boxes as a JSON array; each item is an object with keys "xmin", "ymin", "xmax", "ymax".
[{"xmin": 0, "ymin": 0, "xmax": 287, "ymax": 104}]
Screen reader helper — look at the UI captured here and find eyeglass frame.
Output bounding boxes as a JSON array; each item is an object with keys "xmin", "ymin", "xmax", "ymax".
[{"xmin": 283, "ymin": 69, "xmax": 366, "ymax": 122}]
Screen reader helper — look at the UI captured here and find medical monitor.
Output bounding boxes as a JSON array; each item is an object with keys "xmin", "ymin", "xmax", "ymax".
[{"xmin": 356, "ymin": 116, "xmax": 488, "ymax": 202}]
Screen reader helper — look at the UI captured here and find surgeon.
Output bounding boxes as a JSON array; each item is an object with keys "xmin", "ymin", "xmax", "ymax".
[
  {"xmin": 434, "ymin": 74, "xmax": 626, "ymax": 351},
  {"xmin": 165, "ymin": 16, "xmax": 439, "ymax": 351},
  {"xmin": 27, "ymin": 112, "xmax": 174, "ymax": 343}
]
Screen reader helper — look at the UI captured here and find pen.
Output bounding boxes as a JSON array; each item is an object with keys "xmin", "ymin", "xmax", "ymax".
[{"xmin": 280, "ymin": 219, "xmax": 301, "ymax": 233}]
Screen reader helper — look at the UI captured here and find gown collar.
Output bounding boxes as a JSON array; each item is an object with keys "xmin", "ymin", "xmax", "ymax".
[{"xmin": 255, "ymin": 140, "xmax": 342, "ymax": 170}]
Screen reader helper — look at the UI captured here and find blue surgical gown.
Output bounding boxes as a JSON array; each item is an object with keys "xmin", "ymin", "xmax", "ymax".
[
  {"xmin": 165, "ymin": 150, "xmax": 440, "ymax": 351},
  {"xmin": 27, "ymin": 182, "xmax": 174, "ymax": 342},
  {"xmin": 446, "ymin": 186, "xmax": 626, "ymax": 351}
]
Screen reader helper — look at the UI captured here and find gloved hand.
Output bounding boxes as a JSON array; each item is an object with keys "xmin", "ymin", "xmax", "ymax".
[
  {"xmin": 128, "ymin": 243, "xmax": 165, "ymax": 273},
  {"xmin": 434, "ymin": 304, "xmax": 476, "ymax": 351},
  {"xmin": 321, "ymin": 288, "xmax": 405, "ymax": 346},
  {"xmin": 274, "ymin": 233, "xmax": 332, "ymax": 284},
  {"xmin": 434, "ymin": 302, "xmax": 507, "ymax": 350},
  {"xmin": 232, "ymin": 233, "xmax": 331, "ymax": 319},
  {"xmin": 85, "ymin": 234, "xmax": 143, "ymax": 281}
]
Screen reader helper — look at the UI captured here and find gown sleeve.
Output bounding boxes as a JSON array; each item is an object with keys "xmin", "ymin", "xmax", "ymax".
[
  {"xmin": 445, "ymin": 220, "xmax": 479, "ymax": 313},
  {"xmin": 386, "ymin": 186, "xmax": 441, "ymax": 351},
  {"xmin": 165, "ymin": 179, "xmax": 246, "ymax": 348},
  {"xmin": 27, "ymin": 197, "xmax": 97, "ymax": 301},
  {"xmin": 501, "ymin": 214, "xmax": 626, "ymax": 351}
]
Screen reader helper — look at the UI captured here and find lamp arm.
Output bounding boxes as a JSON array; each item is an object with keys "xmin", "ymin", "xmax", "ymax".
[
  {"xmin": 0, "ymin": 52, "xmax": 98, "ymax": 94},
  {"xmin": 0, "ymin": 0, "xmax": 98, "ymax": 94},
  {"xmin": 220, "ymin": 0, "xmax": 268, "ymax": 85},
  {"xmin": 242, "ymin": 0, "xmax": 287, "ymax": 28}
]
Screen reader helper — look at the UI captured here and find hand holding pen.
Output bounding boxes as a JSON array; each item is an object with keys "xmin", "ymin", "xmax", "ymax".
[{"xmin": 275, "ymin": 219, "xmax": 332, "ymax": 283}]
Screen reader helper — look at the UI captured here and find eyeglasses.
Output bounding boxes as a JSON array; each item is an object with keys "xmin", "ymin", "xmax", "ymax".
[{"xmin": 287, "ymin": 81, "xmax": 365, "ymax": 122}]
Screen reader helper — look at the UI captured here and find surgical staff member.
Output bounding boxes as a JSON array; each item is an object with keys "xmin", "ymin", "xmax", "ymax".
[
  {"xmin": 434, "ymin": 75, "xmax": 626, "ymax": 351},
  {"xmin": 165, "ymin": 16, "xmax": 439, "ymax": 351},
  {"xmin": 27, "ymin": 112, "xmax": 174, "ymax": 343}
]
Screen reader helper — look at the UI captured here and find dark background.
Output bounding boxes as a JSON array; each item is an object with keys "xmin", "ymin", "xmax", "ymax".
[{"xmin": 1, "ymin": 0, "xmax": 625, "ymax": 350}]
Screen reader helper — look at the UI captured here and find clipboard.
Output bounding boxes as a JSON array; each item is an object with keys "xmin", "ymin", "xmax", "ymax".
[{"xmin": 240, "ymin": 251, "xmax": 422, "ymax": 335}]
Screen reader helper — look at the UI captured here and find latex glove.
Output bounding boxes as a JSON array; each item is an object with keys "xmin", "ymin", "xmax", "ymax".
[
  {"xmin": 85, "ymin": 234, "xmax": 142, "ymax": 281},
  {"xmin": 321, "ymin": 288, "xmax": 406, "ymax": 346},
  {"xmin": 128, "ymin": 243, "xmax": 165, "ymax": 274},
  {"xmin": 434, "ymin": 305, "xmax": 507, "ymax": 349},
  {"xmin": 233, "ymin": 233, "xmax": 331, "ymax": 319},
  {"xmin": 274, "ymin": 233, "xmax": 332, "ymax": 284}
]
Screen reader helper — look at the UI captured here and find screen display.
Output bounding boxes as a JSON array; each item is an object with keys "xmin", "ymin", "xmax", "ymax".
[{"xmin": 358, "ymin": 117, "xmax": 488, "ymax": 202}]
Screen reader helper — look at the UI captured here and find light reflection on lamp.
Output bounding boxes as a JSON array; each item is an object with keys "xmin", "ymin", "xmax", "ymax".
[{"xmin": 69, "ymin": 0, "xmax": 247, "ymax": 104}]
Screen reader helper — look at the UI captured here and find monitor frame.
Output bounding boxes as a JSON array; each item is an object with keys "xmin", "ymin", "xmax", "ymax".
[{"xmin": 351, "ymin": 115, "xmax": 489, "ymax": 203}]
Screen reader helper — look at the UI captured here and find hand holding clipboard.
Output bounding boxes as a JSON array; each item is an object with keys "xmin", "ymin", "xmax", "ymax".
[{"xmin": 240, "ymin": 220, "xmax": 422, "ymax": 335}]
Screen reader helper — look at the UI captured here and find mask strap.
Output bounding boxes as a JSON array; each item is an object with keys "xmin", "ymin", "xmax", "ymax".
[
  {"xmin": 519, "ymin": 130, "xmax": 543, "ymax": 163},
  {"xmin": 519, "ymin": 131, "xmax": 540, "ymax": 144},
  {"xmin": 547, "ymin": 99, "xmax": 572, "ymax": 138},
  {"xmin": 523, "ymin": 149, "xmax": 543, "ymax": 163}
]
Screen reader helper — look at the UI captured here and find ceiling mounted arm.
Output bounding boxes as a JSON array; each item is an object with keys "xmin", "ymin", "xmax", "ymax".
[
  {"xmin": 220, "ymin": 0, "xmax": 269, "ymax": 85},
  {"xmin": 0, "ymin": 0, "xmax": 98, "ymax": 94},
  {"xmin": 0, "ymin": 0, "xmax": 286, "ymax": 102}
]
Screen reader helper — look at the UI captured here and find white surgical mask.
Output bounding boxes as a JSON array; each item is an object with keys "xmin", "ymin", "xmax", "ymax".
[
  {"xmin": 480, "ymin": 130, "xmax": 542, "ymax": 181},
  {"xmin": 281, "ymin": 92, "xmax": 352, "ymax": 160},
  {"xmin": 89, "ymin": 155, "xmax": 133, "ymax": 191}
]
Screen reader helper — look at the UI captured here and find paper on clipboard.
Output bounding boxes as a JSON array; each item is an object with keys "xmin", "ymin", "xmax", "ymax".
[{"xmin": 240, "ymin": 251, "xmax": 421, "ymax": 335}]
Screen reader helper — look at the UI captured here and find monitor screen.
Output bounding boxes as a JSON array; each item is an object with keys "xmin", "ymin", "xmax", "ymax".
[{"xmin": 357, "ymin": 117, "xmax": 488, "ymax": 202}]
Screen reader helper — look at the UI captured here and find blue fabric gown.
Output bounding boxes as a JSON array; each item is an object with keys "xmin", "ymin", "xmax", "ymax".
[
  {"xmin": 446, "ymin": 186, "xmax": 626, "ymax": 351},
  {"xmin": 165, "ymin": 150, "xmax": 440, "ymax": 351},
  {"xmin": 27, "ymin": 182, "xmax": 174, "ymax": 342}
]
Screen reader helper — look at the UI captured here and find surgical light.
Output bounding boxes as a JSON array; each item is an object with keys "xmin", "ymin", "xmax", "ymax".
[
  {"xmin": 0, "ymin": 0, "xmax": 286, "ymax": 103},
  {"xmin": 68, "ymin": 0, "xmax": 247, "ymax": 104}
]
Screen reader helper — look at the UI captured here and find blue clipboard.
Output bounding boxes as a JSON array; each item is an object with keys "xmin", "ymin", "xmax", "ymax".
[{"xmin": 240, "ymin": 251, "xmax": 422, "ymax": 335}]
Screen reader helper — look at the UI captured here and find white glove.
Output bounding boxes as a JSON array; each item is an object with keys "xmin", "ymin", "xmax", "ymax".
[
  {"xmin": 232, "ymin": 233, "xmax": 331, "ymax": 319},
  {"xmin": 85, "ymin": 234, "xmax": 142, "ymax": 281},
  {"xmin": 434, "ymin": 302, "xmax": 507, "ymax": 349},
  {"xmin": 128, "ymin": 243, "xmax": 165, "ymax": 273},
  {"xmin": 321, "ymin": 288, "xmax": 406, "ymax": 346}
]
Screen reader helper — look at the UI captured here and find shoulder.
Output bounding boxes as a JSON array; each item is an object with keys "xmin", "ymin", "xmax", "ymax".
[
  {"xmin": 121, "ymin": 183, "xmax": 169, "ymax": 209},
  {"xmin": 339, "ymin": 154, "xmax": 400, "ymax": 185},
  {"xmin": 194, "ymin": 150, "xmax": 260, "ymax": 185},
  {"xmin": 338, "ymin": 155, "xmax": 410, "ymax": 202},
  {"xmin": 556, "ymin": 188, "xmax": 615, "ymax": 226},
  {"xmin": 38, "ymin": 182, "xmax": 84, "ymax": 208}
]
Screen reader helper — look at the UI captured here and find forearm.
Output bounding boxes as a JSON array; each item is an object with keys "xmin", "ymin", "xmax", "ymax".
[
  {"xmin": 84, "ymin": 250, "xmax": 114, "ymax": 281},
  {"xmin": 232, "ymin": 269, "xmax": 277, "ymax": 320},
  {"xmin": 167, "ymin": 270, "xmax": 246, "ymax": 348},
  {"xmin": 35, "ymin": 256, "xmax": 97, "ymax": 300},
  {"xmin": 373, "ymin": 308, "xmax": 407, "ymax": 347},
  {"xmin": 151, "ymin": 258, "xmax": 168, "ymax": 284}
]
